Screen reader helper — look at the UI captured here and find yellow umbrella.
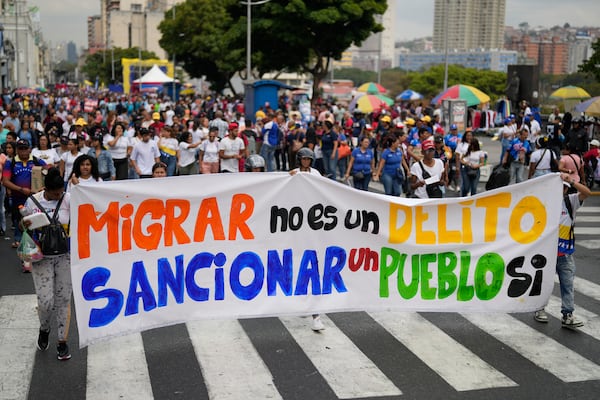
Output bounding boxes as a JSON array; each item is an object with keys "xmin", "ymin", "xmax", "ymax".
[{"xmin": 550, "ymin": 85, "xmax": 591, "ymax": 100}]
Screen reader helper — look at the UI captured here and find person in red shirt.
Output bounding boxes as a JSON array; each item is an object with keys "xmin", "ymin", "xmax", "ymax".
[{"xmin": 583, "ymin": 139, "xmax": 599, "ymax": 188}]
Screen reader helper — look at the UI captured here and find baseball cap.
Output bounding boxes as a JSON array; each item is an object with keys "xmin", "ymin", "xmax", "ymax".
[
  {"xmin": 381, "ymin": 115, "xmax": 391, "ymax": 123},
  {"xmin": 16, "ymin": 139, "xmax": 30, "ymax": 148},
  {"xmin": 422, "ymin": 140, "xmax": 434, "ymax": 151},
  {"xmin": 450, "ymin": 124, "xmax": 457, "ymax": 130},
  {"xmin": 434, "ymin": 135, "xmax": 444, "ymax": 143},
  {"xmin": 421, "ymin": 115, "xmax": 431, "ymax": 123},
  {"xmin": 75, "ymin": 117, "xmax": 87, "ymax": 126},
  {"xmin": 590, "ymin": 139, "xmax": 600, "ymax": 147},
  {"xmin": 152, "ymin": 112, "xmax": 161, "ymax": 120},
  {"xmin": 404, "ymin": 118, "xmax": 415, "ymax": 126},
  {"xmin": 228, "ymin": 122, "xmax": 239, "ymax": 130}
]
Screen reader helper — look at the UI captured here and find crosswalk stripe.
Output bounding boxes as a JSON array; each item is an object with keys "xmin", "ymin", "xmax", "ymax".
[
  {"xmin": 280, "ymin": 315, "xmax": 402, "ymax": 399},
  {"xmin": 555, "ymin": 276, "xmax": 600, "ymax": 302},
  {"xmin": 369, "ymin": 312, "xmax": 516, "ymax": 392},
  {"xmin": 578, "ymin": 207, "xmax": 600, "ymax": 213},
  {"xmin": 187, "ymin": 319, "xmax": 282, "ymax": 400},
  {"xmin": 575, "ymin": 227, "xmax": 600, "ymax": 235},
  {"xmin": 463, "ymin": 313, "xmax": 600, "ymax": 382},
  {"xmin": 0, "ymin": 295, "xmax": 39, "ymax": 400},
  {"xmin": 546, "ymin": 296, "xmax": 600, "ymax": 340},
  {"xmin": 86, "ymin": 333, "xmax": 153, "ymax": 400},
  {"xmin": 577, "ymin": 216, "xmax": 600, "ymax": 223},
  {"xmin": 577, "ymin": 239, "xmax": 600, "ymax": 249}
]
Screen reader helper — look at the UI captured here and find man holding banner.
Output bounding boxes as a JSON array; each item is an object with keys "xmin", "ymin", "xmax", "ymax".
[{"xmin": 534, "ymin": 173, "xmax": 591, "ymax": 328}]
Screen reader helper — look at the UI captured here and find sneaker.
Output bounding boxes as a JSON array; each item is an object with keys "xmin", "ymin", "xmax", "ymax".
[
  {"xmin": 448, "ymin": 184, "xmax": 456, "ymax": 192},
  {"xmin": 37, "ymin": 329, "xmax": 50, "ymax": 351},
  {"xmin": 311, "ymin": 315, "xmax": 325, "ymax": 332},
  {"xmin": 57, "ymin": 342, "xmax": 71, "ymax": 360},
  {"xmin": 561, "ymin": 313, "xmax": 584, "ymax": 330},
  {"xmin": 21, "ymin": 262, "xmax": 32, "ymax": 273},
  {"xmin": 534, "ymin": 309, "xmax": 549, "ymax": 323}
]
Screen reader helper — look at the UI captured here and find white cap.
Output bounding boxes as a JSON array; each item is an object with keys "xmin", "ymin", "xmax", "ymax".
[{"xmin": 590, "ymin": 139, "xmax": 600, "ymax": 147}]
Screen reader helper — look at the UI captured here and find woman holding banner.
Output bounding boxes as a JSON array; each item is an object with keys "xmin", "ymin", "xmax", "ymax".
[{"xmin": 23, "ymin": 167, "xmax": 73, "ymax": 360}]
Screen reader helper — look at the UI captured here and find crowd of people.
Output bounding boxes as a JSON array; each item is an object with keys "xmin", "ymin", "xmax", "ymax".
[{"xmin": 0, "ymin": 87, "xmax": 599, "ymax": 360}]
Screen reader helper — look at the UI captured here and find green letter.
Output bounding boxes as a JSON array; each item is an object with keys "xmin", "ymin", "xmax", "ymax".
[
  {"xmin": 474, "ymin": 253, "xmax": 504, "ymax": 300},
  {"xmin": 457, "ymin": 251, "xmax": 474, "ymax": 301},
  {"xmin": 379, "ymin": 247, "xmax": 399, "ymax": 297},
  {"xmin": 437, "ymin": 252, "xmax": 458, "ymax": 299},
  {"xmin": 398, "ymin": 253, "xmax": 418, "ymax": 299}
]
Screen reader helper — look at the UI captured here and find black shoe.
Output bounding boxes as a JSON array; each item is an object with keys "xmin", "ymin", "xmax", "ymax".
[
  {"xmin": 37, "ymin": 329, "xmax": 50, "ymax": 351},
  {"xmin": 57, "ymin": 342, "xmax": 71, "ymax": 360},
  {"xmin": 0, "ymin": 229, "xmax": 5, "ymax": 236}
]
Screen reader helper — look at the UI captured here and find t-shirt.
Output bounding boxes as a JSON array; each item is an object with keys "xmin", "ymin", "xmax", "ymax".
[
  {"xmin": 558, "ymin": 193, "xmax": 581, "ymax": 255},
  {"xmin": 291, "ymin": 167, "xmax": 321, "ymax": 176},
  {"xmin": 219, "ymin": 136, "xmax": 245, "ymax": 172},
  {"xmin": 2, "ymin": 156, "xmax": 47, "ymax": 201},
  {"xmin": 131, "ymin": 140, "xmax": 160, "ymax": 175},
  {"xmin": 199, "ymin": 140, "xmax": 220, "ymax": 163},
  {"xmin": 351, "ymin": 148, "xmax": 374, "ymax": 174},
  {"xmin": 61, "ymin": 151, "xmax": 83, "ymax": 182},
  {"xmin": 32, "ymin": 148, "xmax": 61, "ymax": 165},
  {"xmin": 25, "ymin": 191, "xmax": 70, "ymax": 226},
  {"xmin": 530, "ymin": 148, "xmax": 553, "ymax": 171},
  {"xmin": 178, "ymin": 142, "xmax": 197, "ymax": 167},
  {"xmin": 410, "ymin": 159, "xmax": 444, "ymax": 199}
]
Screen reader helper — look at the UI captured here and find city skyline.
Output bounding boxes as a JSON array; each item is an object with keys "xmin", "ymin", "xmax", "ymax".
[{"xmin": 28, "ymin": 0, "xmax": 600, "ymax": 48}]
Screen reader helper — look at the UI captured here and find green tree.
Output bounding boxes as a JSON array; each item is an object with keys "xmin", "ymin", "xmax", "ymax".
[
  {"xmin": 159, "ymin": 0, "xmax": 244, "ymax": 94},
  {"xmin": 579, "ymin": 38, "xmax": 600, "ymax": 83},
  {"xmin": 81, "ymin": 47, "xmax": 159, "ymax": 86},
  {"xmin": 251, "ymin": 0, "xmax": 387, "ymax": 106}
]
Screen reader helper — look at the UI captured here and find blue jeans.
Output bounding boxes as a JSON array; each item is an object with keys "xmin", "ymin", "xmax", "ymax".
[
  {"xmin": 260, "ymin": 143, "xmax": 277, "ymax": 172},
  {"xmin": 461, "ymin": 168, "xmax": 480, "ymax": 196},
  {"xmin": 160, "ymin": 153, "xmax": 177, "ymax": 176},
  {"xmin": 353, "ymin": 172, "xmax": 371, "ymax": 191},
  {"xmin": 557, "ymin": 254, "xmax": 576, "ymax": 315},
  {"xmin": 510, "ymin": 161, "xmax": 525, "ymax": 183},
  {"xmin": 381, "ymin": 172, "xmax": 402, "ymax": 196},
  {"xmin": 322, "ymin": 149, "xmax": 338, "ymax": 180}
]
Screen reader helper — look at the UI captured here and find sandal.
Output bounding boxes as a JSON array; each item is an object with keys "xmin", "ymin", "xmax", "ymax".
[{"xmin": 11, "ymin": 242, "xmax": 19, "ymax": 248}]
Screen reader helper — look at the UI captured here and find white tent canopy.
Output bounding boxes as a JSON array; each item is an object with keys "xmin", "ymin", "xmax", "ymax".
[{"xmin": 133, "ymin": 65, "xmax": 174, "ymax": 84}]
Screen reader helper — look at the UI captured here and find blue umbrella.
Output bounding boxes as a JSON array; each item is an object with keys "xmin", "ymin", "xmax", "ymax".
[{"xmin": 396, "ymin": 89, "xmax": 423, "ymax": 101}]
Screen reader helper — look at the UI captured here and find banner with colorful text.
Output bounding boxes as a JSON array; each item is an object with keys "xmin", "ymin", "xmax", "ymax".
[{"xmin": 71, "ymin": 173, "xmax": 562, "ymax": 346}]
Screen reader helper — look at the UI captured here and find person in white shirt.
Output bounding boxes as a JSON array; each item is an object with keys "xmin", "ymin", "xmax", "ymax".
[
  {"xmin": 459, "ymin": 139, "xmax": 485, "ymax": 196},
  {"xmin": 178, "ymin": 131, "xmax": 201, "ymax": 175},
  {"xmin": 130, "ymin": 128, "xmax": 161, "ymax": 178},
  {"xmin": 219, "ymin": 122, "xmax": 245, "ymax": 173},
  {"xmin": 67, "ymin": 154, "xmax": 103, "ymax": 192},
  {"xmin": 199, "ymin": 127, "xmax": 221, "ymax": 174},
  {"xmin": 410, "ymin": 140, "xmax": 446, "ymax": 199},
  {"xmin": 104, "ymin": 122, "xmax": 130, "ymax": 180},
  {"xmin": 32, "ymin": 134, "xmax": 61, "ymax": 167},
  {"xmin": 59, "ymin": 137, "xmax": 83, "ymax": 188},
  {"xmin": 500, "ymin": 118, "xmax": 517, "ymax": 163},
  {"xmin": 526, "ymin": 115, "xmax": 542, "ymax": 149}
]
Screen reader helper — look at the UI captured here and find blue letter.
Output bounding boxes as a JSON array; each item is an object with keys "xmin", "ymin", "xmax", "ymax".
[
  {"xmin": 322, "ymin": 246, "xmax": 347, "ymax": 294},
  {"xmin": 230, "ymin": 252, "xmax": 264, "ymax": 300},
  {"xmin": 125, "ymin": 261, "xmax": 157, "ymax": 316},
  {"xmin": 157, "ymin": 255, "xmax": 185, "ymax": 307},
  {"xmin": 294, "ymin": 250, "xmax": 322, "ymax": 295},
  {"xmin": 185, "ymin": 252, "xmax": 214, "ymax": 301},
  {"xmin": 82, "ymin": 267, "xmax": 124, "ymax": 328},
  {"xmin": 267, "ymin": 249, "xmax": 293, "ymax": 296}
]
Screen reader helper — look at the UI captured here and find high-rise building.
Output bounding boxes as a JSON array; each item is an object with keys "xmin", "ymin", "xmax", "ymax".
[
  {"xmin": 88, "ymin": 15, "xmax": 103, "ymax": 55},
  {"xmin": 433, "ymin": 0, "xmax": 505, "ymax": 51},
  {"xmin": 350, "ymin": 1, "xmax": 396, "ymax": 71}
]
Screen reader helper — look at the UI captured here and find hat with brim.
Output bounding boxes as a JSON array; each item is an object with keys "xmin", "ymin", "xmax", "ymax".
[
  {"xmin": 75, "ymin": 118, "xmax": 87, "ymax": 126},
  {"xmin": 16, "ymin": 139, "xmax": 30, "ymax": 148}
]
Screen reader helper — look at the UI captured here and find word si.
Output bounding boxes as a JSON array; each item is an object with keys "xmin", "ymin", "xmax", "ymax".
[{"xmin": 81, "ymin": 246, "xmax": 348, "ymax": 328}]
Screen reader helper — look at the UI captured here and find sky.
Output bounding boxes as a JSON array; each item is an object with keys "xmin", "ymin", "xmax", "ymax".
[{"xmin": 28, "ymin": 0, "xmax": 600, "ymax": 48}]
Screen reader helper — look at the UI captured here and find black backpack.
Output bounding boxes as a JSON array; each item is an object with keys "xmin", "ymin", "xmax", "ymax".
[{"xmin": 29, "ymin": 194, "xmax": 69, "ymax": 256}]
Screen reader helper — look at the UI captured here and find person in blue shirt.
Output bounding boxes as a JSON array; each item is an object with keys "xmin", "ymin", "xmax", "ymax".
[
  {"xmin": 344, "ymin": 136, "xmax": 375, "ymax": 191},
  {"xmin": 502, "ymin": 128, "xmax": 531, "ymax": 184},
  {"xmin": 259, "ymin": 113, "xmax": 280, "ymax": 172},
  {"xmin": 374, "ymin": 134, "xmax": 409, "ymax": 196}
]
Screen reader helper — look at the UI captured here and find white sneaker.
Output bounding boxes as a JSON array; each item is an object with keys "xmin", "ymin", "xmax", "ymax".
[
  {"xmin": 562, "ymin": 313, "xmax": 584, "ymax": 329},
  {"xmin": 448, "ymin": 184, "xmax": 456, "ymax": 191},
  {"xmin": 311, "ymin": 316, "xmax": 325, "ymax": 331},
  {"xmin": 534, "ymin": 308, "xmax": 548, "ymax": 323}
]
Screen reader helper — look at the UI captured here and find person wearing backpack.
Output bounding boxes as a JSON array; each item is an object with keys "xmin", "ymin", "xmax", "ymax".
[
  {"xmin": 534, "ymin": 173, "xmax": 591, "ymax": 329},
  {"xmin": 1, "ymin": 139, "xmax": 46, "ymax": 249},
  {"xmin": 23, "ymin": 167, "xmax": 73, "ymax": 360}
]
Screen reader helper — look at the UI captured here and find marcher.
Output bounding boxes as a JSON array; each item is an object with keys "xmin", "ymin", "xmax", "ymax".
[
  {"xmin": 199, "ymin": 127, "xmax": 220, "ymax": 174},
  {"xmin": 88, "ymin": 131, "xmax": 116, "ymax": 181},
  {"xmin": 67, "ymin": 154, "xmax": 102, "ymax": 192},
  {"xmin": 344, "ymin": 136, "xmax": 375, "ymax": 191},
  {"xmin": 502, "ymin": 128, "xmax": 531, "ymax": 184},
  {"xmin": 177, "ymin": 131, "xmax": 200, "ymax": 175},
  {"xmin": 130, "ymin": 128, "xmax": 160, "ymax": 178},
  {"xmin": 245, "ymin": 154, "xmax": 266, "ymax": 172},
  {"xmin": 459, "ymin": 138, "xmax": 485, "ymax": 196},
  {"xmin": 410, "ymin": 140, "xmax": 446, "ymax": 199},
  {"xmin": 534, "ymin": 173, "xmax": 591, "ymax": 329},
  {"xmin": 24, "ymin": 167, "xmax": 72, "ymax": 360},
  {"xmin": 219, "ymin": 122, "xmax": 245, "ymax": 173},
  {"xmin": 373, "ymin": 134, "xmax": 409, "ymax": 196},
  {"xmin": 152, "ymin": 162, "xmax": 168, "ymax": 178},
  {"xmin": 289, "ymin": 147, "xmax": 324, "ymax": 331}
]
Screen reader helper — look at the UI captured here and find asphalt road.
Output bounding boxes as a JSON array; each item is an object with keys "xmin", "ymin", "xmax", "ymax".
[{"xmin": 1, "ymin": 136, "xmax": 599, "ymax": 400}]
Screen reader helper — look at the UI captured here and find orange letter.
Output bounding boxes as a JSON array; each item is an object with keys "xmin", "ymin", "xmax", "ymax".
[
  {"xmin": 194, "ymin": 197, "xmax": 225, "ymax": 241},
  {"xmin": 164, "ymin": 199, "xmax": 191, "ymax": 246},
  {"xmin": 133, "ymin": 199, "xmax": 165, "ymax": 251},
  {"xmin": 77, "ymin": 202, "xmax": 120, "ymax": 259},
  {"xmin": 228, "ymin": 194, "xmax": 255, "ymax": 240}
]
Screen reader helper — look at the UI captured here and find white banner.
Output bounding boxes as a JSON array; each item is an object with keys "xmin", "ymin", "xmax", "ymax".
[{"xmin": 71, "ymin": 173, "xmax": 562, "ymax": 347}]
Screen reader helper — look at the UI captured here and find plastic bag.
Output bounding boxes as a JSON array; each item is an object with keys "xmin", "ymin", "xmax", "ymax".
[{"xmin": 17, "ymin": 231, "xmax": 44, "ymax": 263}]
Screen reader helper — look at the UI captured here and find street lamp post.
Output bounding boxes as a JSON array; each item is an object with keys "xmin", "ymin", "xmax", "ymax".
[{"xmin": 240, "ymin": 0, "xmax": 270, "ymax": 82}]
